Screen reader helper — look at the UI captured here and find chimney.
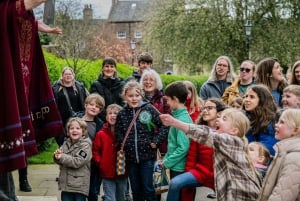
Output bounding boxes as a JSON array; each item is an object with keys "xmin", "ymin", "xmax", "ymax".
[{"xmin": 83, "ymin": 4, "xmax": 93, "ymax": 20}]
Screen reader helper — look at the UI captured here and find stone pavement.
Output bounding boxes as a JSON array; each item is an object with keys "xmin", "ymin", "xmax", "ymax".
[{"xmin": 12, "ymin": 164, "xmax": 216, "ymax": 201}]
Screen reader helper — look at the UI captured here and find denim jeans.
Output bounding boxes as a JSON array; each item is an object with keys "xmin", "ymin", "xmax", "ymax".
[
  {"xmin": 166, "ymin": 172, "xmax": 202, "ymax": 201},
  {"xmin": 103, "ymin": 178, "xmax": 127, "ymax": 201},
  {"xmin": 127, "ymin": 160, "xmax": 157, "ymax": 201},
  {"xmin": 61, "ymin": 191, "xmax": 87, "ymax": 201},
  {"xmin": 88, "ymin": 162, "xmax": 102, "ymax": 201}
]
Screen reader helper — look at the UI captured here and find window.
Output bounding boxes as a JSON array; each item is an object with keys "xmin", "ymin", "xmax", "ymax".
[
  {"xmin": 117, "ymin": 31, "xmax": 126, "ymax": 39},
  {"xmin": 134, "ymin": 31, "xmax": 142, "ymax": 39}
]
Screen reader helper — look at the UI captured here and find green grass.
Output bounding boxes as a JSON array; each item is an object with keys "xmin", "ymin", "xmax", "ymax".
[{"xmin": 28, "ymin": 139, "xmax": 58, "ymax": 164}]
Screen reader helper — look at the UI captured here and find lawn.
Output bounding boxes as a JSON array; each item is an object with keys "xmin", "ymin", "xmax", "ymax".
[{"xmin": 28, "ymin": 138, "xmax": 58, "ymax": 164}]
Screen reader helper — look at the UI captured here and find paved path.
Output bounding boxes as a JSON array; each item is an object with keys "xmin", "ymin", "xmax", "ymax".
[{"xmin": 13, "ymin": 164, "xmax": 216, "ymax": 201}]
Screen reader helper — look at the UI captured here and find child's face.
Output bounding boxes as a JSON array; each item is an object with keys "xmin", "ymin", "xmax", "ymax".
[
  {"xmin": 202, "ymin": 101, "xmax": 218, "ymax": 124},
  {"xmin": 138, "ymin": 61, "xmax": 151, "ymax": 74},
  {"xmin": 106, "ymin": 108, "xmax": 120, "ymax": 126},
  {"xmin": 215, "ymin": 114, "xmax": 236, "ymax": 135},
  {"xmin": 142, "ymin": 74, "xmax": 157, "ymax": 93},
  {"xmin": 125, "ymin": 88, "xmax": 142, "ymax": 108},
  {"xmin": 165, "ymin": 96, "xmax": 179, "ymax": 110},
  {"xmin": 231, "ymin": 102, "xmax": 242, "ymax": 110},
  {"xmin": 248, "ymin": 143, "xmax": 261, "ymax": 165},
  {"xmin": 102, "ymin": 63, "xmax": 116, "ymax": 78},
  {"xmin": 68, "ymin": 121, "xmax": 84, "ymax": 142},
  {"xmin": 275, "ymin": 116, "xmax": 296, "ymax": 140},
  {"xmin": 243, "ymin": 89, "xmax": 259, "ymax": 112},
  {"xmin": 282, "ymin": 92, "xmax": 300, "ymax": 109},
  {"xmin": 85, "ymin": 100, "xmax": 102, "ymax": 117}
]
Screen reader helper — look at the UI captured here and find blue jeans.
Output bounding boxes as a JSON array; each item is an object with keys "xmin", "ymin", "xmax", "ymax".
[
  {"xmin": 103, "ymin": 178, "xmax": 127, "ymax": 201},
  {"xmin": 61, "ymin": 191, "xmax": 86, "ymax": 201},
  {"xmin": 166, "ymin": 172, "xmax": 202, "ymax": 201},
  {"xmin": 88, "ymin": 162, "xmax": 102, "ymax": 201},
  {"xmin": 128, "ymin": 160, "xmax": 157, "ymax": 201}
]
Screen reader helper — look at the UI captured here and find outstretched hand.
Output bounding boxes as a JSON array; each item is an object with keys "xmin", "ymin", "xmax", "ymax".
[
  {"xmin": 38, "ymin": 21, "xmax": 62, "ymax": 34},
  {"xmin": 24, "ymin": 0, "xmax": 47, "ymax": 10},
  {"xmin": 160, "ymin": 114, "xmax": 175, "ymax": 126}
]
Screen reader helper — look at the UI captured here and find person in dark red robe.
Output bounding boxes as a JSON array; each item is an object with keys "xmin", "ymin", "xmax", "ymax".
[{"xmin": 0, "ymin": 0, "xmax": 63, "ymax": 200}]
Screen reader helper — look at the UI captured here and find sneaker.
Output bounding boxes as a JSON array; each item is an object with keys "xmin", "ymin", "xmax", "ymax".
[
  {"xmin": 207, "ymin": 191, "xmax": 216, "ymax": 199},
  {"xmin": 19, "ymin": 179, "xmax": 32, "ymax": 192}
]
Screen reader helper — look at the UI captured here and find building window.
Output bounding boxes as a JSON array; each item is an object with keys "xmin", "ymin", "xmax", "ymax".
[
  {"xmin": 134, "ymin": 31, "xmax": 142, "ymax": 39},
  {"xmin": 117, "ymin": 31, "xmax": 126, "ymax": 39}
]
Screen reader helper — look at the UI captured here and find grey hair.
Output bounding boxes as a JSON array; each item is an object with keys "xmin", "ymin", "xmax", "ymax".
[
  {"xmin": 139, "ymin": 69, "xmax": 163, "ymax": 90},
  {"xmin": 208, "ymin": 55, "xmax": 236, "ymax": 82}
]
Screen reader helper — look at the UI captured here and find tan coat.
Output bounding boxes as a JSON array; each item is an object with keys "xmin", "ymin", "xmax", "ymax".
[
  {"xmin": 221, "ymin": 78, "xmax": 240, "ymax": 105},
  {"xmin": 259, "ymin": 136, "xmax": 300, "ymax": 201}
]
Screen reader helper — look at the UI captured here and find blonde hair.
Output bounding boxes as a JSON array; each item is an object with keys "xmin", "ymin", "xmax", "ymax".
[
  {"xmin": 61, "ymin": 66, "xmax": 75, "ymax": 78},
  {"xmin": 122, "ymin": 80, "xmax": 144, "ymax": 99},
  {"xmin": 66, "ymin": 117, "xmax": 88, "ymax": 136},
  {"xmin": 183, "ymin": 80, "xmax": 203, "ymax": 114},
  {"xmin": 283, "ymin": 85, "xmax": 300, "ymax": 97},
  {"xmin": 248, "ymin": 142, "xmax": 271, "ymax": 166},
  {"xmin": 280, "ymin": 109, "xmax": 300, "ymax": 136},
  {"xmin": 106, "ymin": 104, "xmax": 122, "ymax": 112},
  {"xmin": 85, "ymin": 93, "xmax": 105, "ymax": 108}
]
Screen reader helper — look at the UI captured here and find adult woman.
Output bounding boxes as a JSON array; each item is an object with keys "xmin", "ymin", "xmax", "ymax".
[
  {"xmin": 90, "ymin": 57, "xmax": 125, "ymax": 121},
  {"xmin": 289, "ymin": 60, "xmax": 300, "ymax": 85},
  {"xmin": 256, "ymin": 58, "xmax": 288, "ymax": 107},
  {"xmin": 243, "ymin": 84, "xmax": 278, "ymax": 156},
  {"xmin": 199, "ymin": 55, "xmax": 236, "ymax": 100},
  {"xmin": 222, "ymin": 60, "xmax": 256, "ymax": 105},
  {"xmin": 52, "ymin": 66, "xmax": 88, "ymax": 146}
]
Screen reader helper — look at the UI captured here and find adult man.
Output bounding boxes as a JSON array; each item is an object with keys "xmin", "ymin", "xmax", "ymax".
[{"xmin": 126, "ymin": 52, "xmax": 153, "ymax": 82}]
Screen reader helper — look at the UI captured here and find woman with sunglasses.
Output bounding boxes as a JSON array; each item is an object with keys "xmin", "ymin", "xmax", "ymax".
[{"xmin": 222, "ymin": 60, "xmax": 256, "ymax": 105}]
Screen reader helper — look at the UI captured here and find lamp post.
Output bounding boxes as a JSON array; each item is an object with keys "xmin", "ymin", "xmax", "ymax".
[
  {"xmin": 130, "ymin": 40, "xmax": 136, "ymax": 66},
  {"xmin": 244, "ymin": 19, "xmax": 252, "ymax": 59}
]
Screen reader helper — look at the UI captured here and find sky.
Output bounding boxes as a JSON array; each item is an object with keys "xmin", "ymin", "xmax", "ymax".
[{"xmin": 34, "ymin": 0, "xmax": 111, "ymax": 20}]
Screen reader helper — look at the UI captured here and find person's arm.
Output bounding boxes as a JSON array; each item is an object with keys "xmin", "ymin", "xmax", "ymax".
[
  {"xmin": 24, "ymin": 0, "xmax": 47, "ymax": 10},
  {"xmin": 160, "ymin": 114, "xmax": 190, "ymax": 132},
  {"xmin": 37, "ymin": 20, "xmax": 62, "ymax": 34}
]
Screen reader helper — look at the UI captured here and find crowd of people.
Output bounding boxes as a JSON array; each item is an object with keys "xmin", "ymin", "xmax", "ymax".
[{"xmin": 1, "ymin": 1, "xmax": 300, "ymax": 201}]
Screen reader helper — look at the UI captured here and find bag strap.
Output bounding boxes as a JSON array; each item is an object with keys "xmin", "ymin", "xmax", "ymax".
[
  {"xmin": 120, "ymin": 108, "xmax": 142, "ymax": 151},
  {"xmin": 62, "ymin": 87, "xmax": 73, "ymax": 112}
]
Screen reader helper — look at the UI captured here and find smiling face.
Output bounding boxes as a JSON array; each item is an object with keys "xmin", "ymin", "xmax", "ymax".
[
  {"xmin": 62, "ymin": 69, "xmax": 75, "ymax": 85},
  {"xmin": 85, "ymin": 100, "xmax": 102, "ymax": 117},
  {"xmin": 124, "ymin": 87, "xmax": 142, "ymax": 108},
  {"xmin": 243, "ymin": 88, "xmax": 259, "ymax": 112},
  {"xmin": 282, "ymin": 91, "xmax": 300, "ymax": 109},
  {"xmin": 68, "ymin": 121, "xmax": 84, "ymax": 143},
  {"xmin": 202, "ymin": 101, "xmax": 218, "ymax": 125},
  {"xmin": 142, "ymin": 74, "xmax": 157, "ymax": 94},
  {"xmin": 102, "ymin": 63, "xmax": 116, "ymax": 78}
]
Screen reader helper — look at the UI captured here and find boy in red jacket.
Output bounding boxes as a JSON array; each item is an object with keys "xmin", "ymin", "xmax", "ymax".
[{"xmin": 92, "ymin": 104, "xmax": 127, "ymax": 201}]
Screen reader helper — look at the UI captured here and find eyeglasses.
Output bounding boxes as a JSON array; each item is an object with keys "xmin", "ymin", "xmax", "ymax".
[
  {"xmin": 217, "ymin": 63, "xmax": 228, "ymax": 68},
  {"xmin": 240, "ymin": 67, "xmax": 251, "ymax": 73},
  {"xmin": 202, "ymin": 106, "xmax": 216, "ymax": 111}
]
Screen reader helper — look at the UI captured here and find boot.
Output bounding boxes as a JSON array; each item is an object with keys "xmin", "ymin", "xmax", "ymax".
[{"xmin": 19, "ymin": 179, "xmax": 32, "ymax": 192}]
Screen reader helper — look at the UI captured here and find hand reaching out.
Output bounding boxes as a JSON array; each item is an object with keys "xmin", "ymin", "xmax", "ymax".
[{"xmin": 38, "ymin": 21, "xmax": 62, "ymax": 34}]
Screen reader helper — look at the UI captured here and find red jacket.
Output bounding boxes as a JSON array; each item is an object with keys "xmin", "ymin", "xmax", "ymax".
[{"xmin": 92, "ymin": 123, "xmax": 128, "ymax": 179}]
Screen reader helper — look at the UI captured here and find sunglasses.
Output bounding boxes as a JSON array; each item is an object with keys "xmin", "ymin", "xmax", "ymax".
[{"xmin": 240, "ymin": 67, "xmax": 251, "ymax": 73}]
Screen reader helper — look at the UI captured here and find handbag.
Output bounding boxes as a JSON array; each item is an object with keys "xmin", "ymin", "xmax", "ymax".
[
  {"xmin": 116, "ymin": 108, "xmax": 141, "ymax": 175},
  {"xmin": 153, "ymin": 149, "xmax": 169, "ymax": 194},
  {"xmin": 62, "ymin": 87, "xmax": 77, "ymax": 117}
]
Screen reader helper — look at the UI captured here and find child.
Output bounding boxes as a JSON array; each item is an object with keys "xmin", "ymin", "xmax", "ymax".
[
  {"xmin": 248, "ymin": 142, "xmax": 271, "ymax": 179},
  {"xmin": 259, "ymin": 109, "xmax": 300, "ymax": 201},
  {"xmin": 160, "ymin": 108, "xmax": 261, "ymax": 201},
  {"xmin": 79, "ymin": 93, "xmax": 105, "ymax": 201},
  {"xmin": 54, "ymin": 117, "xmax": 92, "ymax": 201},
  {"xmin": 183, "ymin": 80, "xmax": 203, "ymax": 123},
  {"xmin": 168, "ymin": 98, "xmax": 227, "ymax": 201},
  {"xmin": 281, "ymin": 85, "xmax": 300, "ymax": 109},
  {"xmin": 115, "ymin": 80, "xmax": 168, "ymax": 201},
  {"xmin": 230, "ymin": 97, "xmax": 243, "ymax": 110},
  {"xmin": 159, "ymin": 81, "xmax": 192, "ymax": 201},
  {"xmin": 92, "ymin": 104, "xmax": 127, "ymax": 201}
]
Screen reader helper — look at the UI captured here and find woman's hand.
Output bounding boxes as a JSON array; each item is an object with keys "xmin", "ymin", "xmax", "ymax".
[
  {"xmin": 24, "ymin": 0, "xmax": 47, "ymax": 11},
  {"xmin": 38, "ymin": 21, "xmax": 62, "ymax": 34},
  {"xmin": 160, "ymin": 114, "xmax": 175, "ymax": 126}
]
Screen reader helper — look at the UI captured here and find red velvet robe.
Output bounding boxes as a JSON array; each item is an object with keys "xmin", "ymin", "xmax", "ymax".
[{"xmin": 0, "ymin": 0, "xmax": 64, "ymax": 172}]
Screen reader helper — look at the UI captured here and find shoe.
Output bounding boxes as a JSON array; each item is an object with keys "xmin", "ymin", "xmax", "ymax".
[
  {"xmin": 125, "ymin": 194, "xmax": 132, "ymax": 201},
  {"xmin": 19, "ymin": 179, "xmax": 32, "ymax": 192},
  {"xmin": 207, "ymin": 191, "xmax": 216, "ymax": 199}
]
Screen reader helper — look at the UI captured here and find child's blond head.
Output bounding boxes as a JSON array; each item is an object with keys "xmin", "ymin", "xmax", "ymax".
[
  {"xmin": 279, "ymin": 109, "xmax": 300, "ymax": 136},
  {"xmin": 248, "ymin": 142, "xmax": 271, "ymax": 166},
  {"xmin": 66, "ymin": 117, "xmax": 88, "ymax": 136},
  {"xmin": 85, "ymin": 93, "xmax": 105, "ymax": 109}
]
